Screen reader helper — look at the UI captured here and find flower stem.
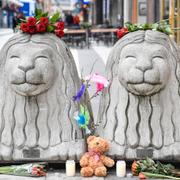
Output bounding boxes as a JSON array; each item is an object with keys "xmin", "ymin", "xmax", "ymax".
[{"xmin": 142, "ymin": 172, "xmax": 180, "ymax": 179}]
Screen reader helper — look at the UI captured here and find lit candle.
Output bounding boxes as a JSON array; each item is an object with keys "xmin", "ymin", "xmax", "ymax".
[
  {"xmin": 116, "ymin": 160, "xmax": 126, "ymax": 177},
  {"xmin": 66, "ymin": 160, "xmax": 76, "ymax": 177}
]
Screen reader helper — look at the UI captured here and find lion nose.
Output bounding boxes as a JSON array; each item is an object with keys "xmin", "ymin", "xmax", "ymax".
[
  {"xmin": 135, "ymin": 59, "xmax": 152, "ymax": 72},
  {"xmin": 18, "ymin": 60, "xmax": 35, "ymax": 72}
]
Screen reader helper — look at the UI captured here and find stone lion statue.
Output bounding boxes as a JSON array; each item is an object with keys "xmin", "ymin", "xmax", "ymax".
[
  {"xmin": 0, "ymin": 33, "xmax": 93, "ymax": 161},
  {"xmin": 97, "ymin": 30, "xmax": 180, "ymax": 160}
]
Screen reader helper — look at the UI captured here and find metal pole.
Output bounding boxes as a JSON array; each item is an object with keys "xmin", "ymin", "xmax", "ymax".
[
  {"xmin": 169, "ymin": 0, "xmax": 175, "ymax": 37},
  {"xmin": 177, "ymin": 0, "xmax": 180, "ymax": 45},
  {"xmin": 124, "ymin": 0, "xmax": 130, "ymax": 23},
  {"xmin": 160, "ymin": 0, "xmax": 165, "ymax": 21},
  {"xmin": 132, "ymin": 0, "xmax": 137, "ymax": 23},
  {"xmin": 122, "ymin": 0, "xmax": 124, "ymax": 26}
]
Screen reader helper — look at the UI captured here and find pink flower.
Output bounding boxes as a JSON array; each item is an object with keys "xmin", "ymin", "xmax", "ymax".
[
  {"xmin": 96, "ymin": 83, "xmax": 104, "ymax": 93},
  {"xmin": 85, "ymin": 74, "xmax": 109, "ymax": 87}
]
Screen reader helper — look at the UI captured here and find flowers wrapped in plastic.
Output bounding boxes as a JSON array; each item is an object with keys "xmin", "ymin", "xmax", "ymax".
[
  {"xmin": 73, "ymin": 71, "xmax": 109, "ymax": 134},
  {"xmin": 0, "ymin": 162, "xmax": 47, "ymax": 177},
  {"xmin": 131, "ymin": 157, "xmax": 180, "ymax": 179}
]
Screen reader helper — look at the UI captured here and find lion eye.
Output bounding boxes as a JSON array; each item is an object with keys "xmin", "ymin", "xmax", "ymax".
[
  {"xmin": 35, "ymin": 56, "xmax": 48, "ymax": 60},
  {"xmin": 96, "ymin": 142, "xmax": 99, "ymax": 145},
  {"xmin": 10, "ymin": 55, "xmax": 20, "ymax": 59},
  {"xmin": 125, "ymin": 56, "xmax": 136, "ymax": 61},
  {"xmin": 153, "ymin": 56, "xmax": 164, "ymax": 59},
  {"xmin": 152, "ymin": 56, "xmax": 164, "ymax": 62}
]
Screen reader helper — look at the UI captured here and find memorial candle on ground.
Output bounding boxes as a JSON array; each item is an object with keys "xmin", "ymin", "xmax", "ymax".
[
  {"xmin": 116, "ymin": 160, "xmax": 126, "ymax": 177},
  {"xmin": 66, "ymin": 160, "xmax": 76, "ymax": 176}
]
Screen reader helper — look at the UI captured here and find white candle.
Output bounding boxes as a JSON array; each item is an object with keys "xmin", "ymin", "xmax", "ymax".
[
  {"xmin": 116, "ymin": 160, "xmax": 126, "ymax": 177},
  {"xmin": 66, "ymin": 160, "xmax": 76, "ymax": 177}
]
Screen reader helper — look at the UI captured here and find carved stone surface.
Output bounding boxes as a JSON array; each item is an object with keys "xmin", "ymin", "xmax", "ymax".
[
  {"xmin": 0, "ymin": 33, "xmax": 92, "ymax": 161},
  {"xmin": 97, "ymin": 30, "xmax": 180, "ymax": 160}
]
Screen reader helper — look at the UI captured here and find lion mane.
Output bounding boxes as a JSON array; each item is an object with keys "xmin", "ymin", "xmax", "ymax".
[
  {"xmin": 0, "ymin": 33, "xmax": 92, "ymax": 161},
  {"xmin": 97, "ymin": 30, "xmax": 180, "ymax": 159}
]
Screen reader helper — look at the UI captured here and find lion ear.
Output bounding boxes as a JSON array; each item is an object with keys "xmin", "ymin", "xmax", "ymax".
[{"xmin": 87, "ymin": 136, "xmax": 96, "ymax": 144}]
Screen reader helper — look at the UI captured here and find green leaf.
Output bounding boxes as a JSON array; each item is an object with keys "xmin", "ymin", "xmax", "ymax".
[
  {"xmin": 137, "ymin": 24, "xmax": 144, "ymax": 30},
  {"xmin": 46, "ymin": 25, "xmax": 55, "ymax": 32},
  {"xmin": 152, "ymin": 23, "xmax": 159, "ymax": 30},
  {"xmin": 35, "ymin": 15, "xmax": 42, "ymax": 20},
  {"xmin": 142, "ymin": 23, "xmax": 152, "ymax": 30},
  {"xmin": 146, "ymin": 157, "xmax": 155, "ymax": 166},
  {"xmin": 80, "ymin": 105, "xmax": 90, "ymax": 126},
  {"xmin": 125, "ymin": 22, "xmax": 132, "ymax": 28},
  {"xmin": 164, "ymin": 26, "xmax": 172, "ymax": 35},
  {"xmin": 42, "ymin": 12, "xmax": 49, "ymax": 17},
  {"xmin": 35, "ymin": 9, "xmax": 42, "ymax": 17},
  {"xmin": 50, "ymin": 12, "xmax": 60, "ymax": 23},
  {"xmin": 130, "ymin": 24, "xmax": 138, "ymax": 31}
]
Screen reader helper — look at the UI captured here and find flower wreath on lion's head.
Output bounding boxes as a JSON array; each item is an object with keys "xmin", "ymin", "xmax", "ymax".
[
  {"xmin": 117, "ymin": 20, "xmax": 180, "ymax": 39},
  {"xmin": 17, "ymin": 9, "xmax": 65, "ymax": 38}
]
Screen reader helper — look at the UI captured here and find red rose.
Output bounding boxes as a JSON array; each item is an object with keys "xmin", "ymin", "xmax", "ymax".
[
  {"xmin": 117, "ymin": 27, "xmax": 129, "ymax": 39},
  {"xmin": 40, "ymin": 17, "xmax": 49, "ymax": 25},
  {"xmin": 36, "ymin": 23, "xmax": 46, "ymax": 33},
  {"xmin": 27, "ymin": 17, "xmax": 36, "ymax": 26},
  {"xmin": 56, "ymin": 21, "xmax": 65, "ymax": 30},
  {"xmin": 55, "ymin": 29, "xmax": 64, "ymax": 37},
  {"xmin": 28, "ymin": 25, "xmax": 36, "ymax": 34},
  {"xmin": 20, "ymin": 23, "xmax": 29, "ymax": 32}
]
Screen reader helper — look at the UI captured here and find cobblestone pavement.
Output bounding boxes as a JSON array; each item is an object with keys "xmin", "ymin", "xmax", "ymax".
[{"xmin": 0, "ymin": 172, "xmax": 170, "ymax": 180}]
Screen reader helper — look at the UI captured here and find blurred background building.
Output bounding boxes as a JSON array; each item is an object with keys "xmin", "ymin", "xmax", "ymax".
[
  {"xmin": 0, "ymin": 0, "xmax": 179, "ymax": 43},
  {"xmin": 92, "ymin": 0, "xmax": 179, "ymax": 43}
]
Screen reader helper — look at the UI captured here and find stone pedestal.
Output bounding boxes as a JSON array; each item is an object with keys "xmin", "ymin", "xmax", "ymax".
[
  {"xmin": 0, "ymin": 33, "xmax": 93, "ymax": 161},
  {"xmin": 97, "ymin": 30, "xmax": 180, "ymax": 160}
]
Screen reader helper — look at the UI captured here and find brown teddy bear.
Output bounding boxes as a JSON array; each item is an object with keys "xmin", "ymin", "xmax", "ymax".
[{"xmin": 80, "ymin": 136, "xmax": 115, "ymax": 177}]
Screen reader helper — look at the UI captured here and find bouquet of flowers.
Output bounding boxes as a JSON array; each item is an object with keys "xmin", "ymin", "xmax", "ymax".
[
  {"xmin": 131, "ymin": 157, "xmax": 180, "ymax": 179},
  {"xmin": 18, "ymin": 9, "xmax": 65, "ymax": 38},
  {"xmin": 117, "ymin": 19, "xmax": 180, "ymax": 39},
  {"xmin": 0, "ymin": 162, "xmax": 47, "ymax": 177},
  {"xmin": 73, "ymin": 62, "xmax": 109, "ymax": 134}
]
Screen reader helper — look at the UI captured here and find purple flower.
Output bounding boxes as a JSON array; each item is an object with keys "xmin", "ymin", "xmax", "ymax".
[{"xmin": 73, "ymin": 84, "xmax": 86, "ymax": 101}]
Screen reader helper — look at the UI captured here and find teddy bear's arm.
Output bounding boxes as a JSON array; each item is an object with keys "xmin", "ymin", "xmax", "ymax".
[
  {"xmin": 80, "ymin": 153, "xmax": 90, "ymax": 167},
  {"xmin": 101, "ymin": 155, "xmax": 115, "ymax": 167}
]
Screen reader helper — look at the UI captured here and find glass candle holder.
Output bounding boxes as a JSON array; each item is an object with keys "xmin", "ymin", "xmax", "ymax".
[
  {"xmin": 116, "ymin": 160, "xmax": 126, "ymax": 177},
  {"xmin": 66, "ymin": 160, "xmax": 76, "ymax": 177}
]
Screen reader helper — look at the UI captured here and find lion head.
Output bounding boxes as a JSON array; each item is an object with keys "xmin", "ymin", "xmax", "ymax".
[
  {"xmin": 118, "ymin": 40, "xmax": 170, "ymax": 96},
  {"xmin": 97, "ymin": 30, "xmax": 180, "ymax": 160},
  {"xmin": 6, "ymin": 41, "xmax": 56, "ymax": 96},
  {"xmin": 0, "ymin": 33, "xmax": 93, "ymax": 161}
]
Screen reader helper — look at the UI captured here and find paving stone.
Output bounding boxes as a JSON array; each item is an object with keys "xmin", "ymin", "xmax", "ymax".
[{"xmin": 0, "ymin": 175, "xmax": 45, "ymax": 180}]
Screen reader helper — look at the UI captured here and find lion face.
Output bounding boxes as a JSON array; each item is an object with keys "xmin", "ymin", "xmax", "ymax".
[
  {"xmin": 118, "ymin": 42, "xmax": 170, "ymax": 96},
  {"xmin": 5, "ymin": 42, "xmax": 56, "ymax": 96}
]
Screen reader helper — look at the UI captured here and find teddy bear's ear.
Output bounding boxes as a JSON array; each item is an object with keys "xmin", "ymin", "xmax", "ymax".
[
  {"xmin": 105, "ymin": 142, "xmax": 109, "ymax": 151},
  {"xmin": 87, "ymin": 136, "xmax": 96, "ymax": 144}
]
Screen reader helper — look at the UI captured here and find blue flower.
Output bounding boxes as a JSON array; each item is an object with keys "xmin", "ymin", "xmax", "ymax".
[
  {"xmin": 73, "ymin": 84, "xmax": 86, "ymax": 101},
  {"xmin": 74, "ymin": 105, "xmax": 90, "ymax": 128}
]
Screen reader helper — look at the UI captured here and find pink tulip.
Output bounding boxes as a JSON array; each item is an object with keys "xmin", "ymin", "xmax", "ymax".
[
  {"xmin": 85, "ymin": 73, "xmax": 109, "ymax": 87},
  {"xmin": 96, "ymin": 83, "xmax": 104, "ymax": 92}
]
